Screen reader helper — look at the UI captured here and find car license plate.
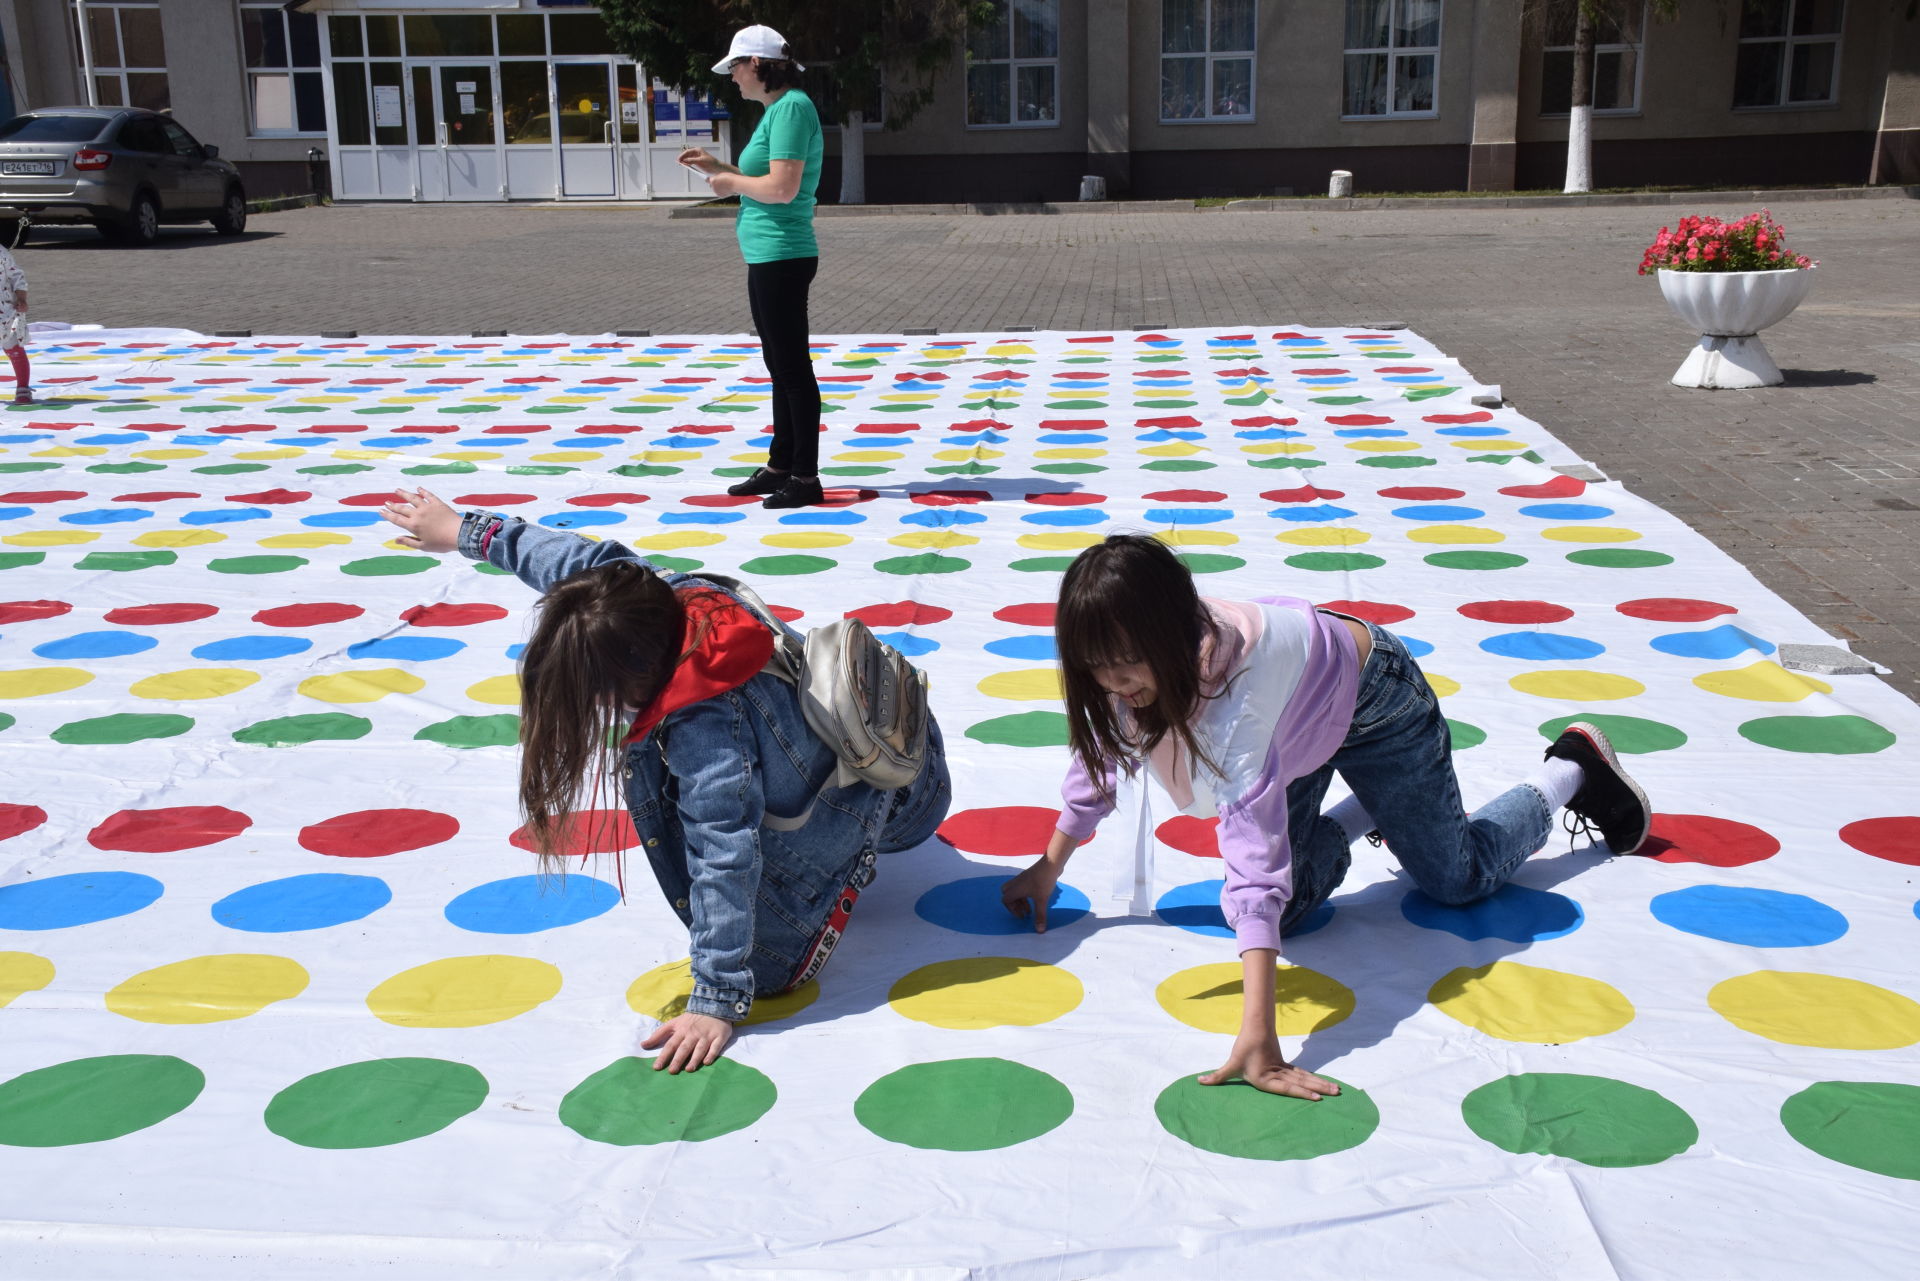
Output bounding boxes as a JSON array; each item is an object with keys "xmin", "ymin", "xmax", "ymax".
[{"xmin": 1, "ymin": 161, "xmax": 58, "ymax": 176}]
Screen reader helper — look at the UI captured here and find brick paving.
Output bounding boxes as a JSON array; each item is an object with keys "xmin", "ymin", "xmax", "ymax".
[{"xmin": 14, "ymin": 195, "xmax": 1920, "ymax": 700}]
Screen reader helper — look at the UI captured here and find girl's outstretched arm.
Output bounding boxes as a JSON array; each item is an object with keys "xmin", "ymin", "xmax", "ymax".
[
  {"xmin": 1196, "ymin": 948, "xmax": 1342, "ymax": 1100},
  {"xmin": 381, "ymin": 487, "xmax": 654, "ymax": 593},
  {"xmin": 380, "ymin": 486, "xmax": 460, "ymax": 551},
  {"xmin": 1000, "ymin": 827, "xmax": 1081, "ymax": 932}
]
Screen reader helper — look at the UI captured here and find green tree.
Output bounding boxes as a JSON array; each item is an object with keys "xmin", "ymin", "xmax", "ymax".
[{"xmin": 596, "ymin": 1, "xmax": 989, "ymax": 204}]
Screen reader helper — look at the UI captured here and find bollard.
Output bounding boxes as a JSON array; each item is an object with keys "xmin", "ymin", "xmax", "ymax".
[
  {"xmin": 1079, "ymin": 174, "xmax": 1108, "ymax": 202},
  {"xmin": 1329, "ymin": 170, "xmax": 1353, "ymax": 198}
]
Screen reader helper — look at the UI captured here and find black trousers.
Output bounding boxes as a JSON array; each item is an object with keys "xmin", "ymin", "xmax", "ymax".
[{"xmin": 745, "ymin": 256, "xmax": 821, "ymax": 477}]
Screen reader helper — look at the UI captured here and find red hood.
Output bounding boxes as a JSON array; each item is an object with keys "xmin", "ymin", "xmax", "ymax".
[{"xmin": 622, "ymin": 588, "xmax": 774, "ymax": 742}]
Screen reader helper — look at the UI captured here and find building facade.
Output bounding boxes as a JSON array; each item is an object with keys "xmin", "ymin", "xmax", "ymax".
[{"xmin": 3, "ymin": 1, "xmax": 1916, "ymax": 205}]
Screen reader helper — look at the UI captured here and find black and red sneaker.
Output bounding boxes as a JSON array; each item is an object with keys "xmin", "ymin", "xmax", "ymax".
[{"xmin": 1544, "ymin": 721, "xmax": 1652, "ymax": 855}]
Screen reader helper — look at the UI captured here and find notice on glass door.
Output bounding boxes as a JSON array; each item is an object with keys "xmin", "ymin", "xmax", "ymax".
[
  {"xmin": 459, "ymin": 93, "xmax": 476, "ymax": 115},
  {"xmin": 374, "ymin": 85, "xmax": 403, "ymax": 128}
]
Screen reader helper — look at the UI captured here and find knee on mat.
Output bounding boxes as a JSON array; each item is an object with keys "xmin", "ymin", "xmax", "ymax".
[{"xmin": 1416, "ymin": 878, "xmax": 1489, "ymax": 908}]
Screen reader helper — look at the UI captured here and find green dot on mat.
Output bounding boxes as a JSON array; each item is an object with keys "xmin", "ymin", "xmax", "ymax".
[
  {"xmin": 524, "ymin": 405, "xmax": 583, "ymax": 415},
  {"xmin": 647, "ymin": 555, "xmax": 703, "ymax": 572},
  {"xmin": 76, "ymin": 550, "xmax": 175, "ymax": 572},
  {"xmin": 1567, "ymin": 549, "xmax": 1674, "ymax": 569},
  {"xmin": 1145, "ymin": 459, "xmax": 1217, "ymax": 472},
  {"xmin": 1780, "ymin": 1081, "xmax": 1920, "ymax": 1180},
  {"xmin": 0, "ymin": 462, "xmax": 63, "ymax": 473},
  {"xmin": 1138, "ymin": 353, "xmax": 1181, "ymax": 363},
  {"xmin": 351, "ymin": 406, "xmax": 408, "ymax": 415},
  {"xmin": 1538, "ymin": 714, "xmax": 1687, "ymax": 754},
  {"xmin": 928, "ymin": 463, "xmax": 1000, "ymax": 477},
  {"xmin": 1357, "ymin": 455, "xmax": 1437, "ymax": 469},
  {"xmin": 1046, "ymin": 399, "xmax": 1106, "ymax": 409},
  {"xmin": 473, "ymin": 562, "xmax": 514, "ymax": 576},
  {"xmin": 194, "ymin": 463, "xmax": 272, "ymax": 475},
  {"xmin": 92, "ymin": 403, "xmax": 155, "ymax": 413},
  {"xmin": 265, "ymin": 405, "xmax": 327, "ymax": 414},
  {"xmin": 416, "ymin": 714, "xmax": 520, "ymax": 748},
  {"xmin": 265, "ymin": 1058, "xmax": 488, "ymax": 1150},
  {"xmin": 875, "ymin": 553, "xmax": 971, "ymax": 576},
  {"xmin": 1461, "ymin": 1073, "xmax": 1698, "ymax": 1168},
  {"xmin": 437, "ymin": 403, "xmax": 499, "ymax": 414},
  {"xmin": 1738, "ymin": 715, "xmax": 1896, "ymax": 755},
  {"xmin": 233, "ymin": 713, "xmax": 372, "ymax": 747},
  {"xmin": 1285, "ymin": 551, "xmax": 1385, "ymax": 573},
  {"xmin": 1135, "ymin": 398, "xmax": 1199, "ymax": 409},
  {"xmin": 1011, "ymin": 556, "xmax": 1075, "ymax": 573},
  {"xmin": 0, "ymin": 714, "xmax": 13, "ymax": 733},
  {"xmin": 211, "ymin": 555, "xmax": 308, "ymax": 575},
  {"xmin": 299, "ymin": 463, "xmax": 375, "ymax": 476},
  {"xmin": 1248, "ymin": 456, "xmax": 1325, "ymax": 470},
  {"xmin": 88, "ymin": 462, "xmax": 166, "ymax": 474},
  {"xmin": 1425, "ymin": 551, "xmax": 1527, "ymax": 570},
  {"xmin": 560, "ymin": 1055, "xmax": 775, "ymax": 1146},
  {"xmin": 507, "ymin": 465, "xmax": 576, "ymax": 476},
  {"xmin": 967, "ymin": 711, "xmax": 1071, "ymax": 747},
  {"xmin": 0, "ymin": 1054, "xmax": 204, "ymax": 1147},
  {"xmin": 52, "ymin": 713, "xmax": 195, "ymax": 745},
  {"xmin": 739, "ymin": 554, "xmax": 836, "ymax": 576},
  {"xmin": 712, "ymin": 466, "xmax": 758, "ymax": 478},
  {"xmin": 177, "ymin": 404, "xmax": 239, "ymax": 414},
  {"xmin": 1035, "ymin": 463, "xmax": 1106, "ymax": 475},
  {"xmin": 820, "ymin": 466, "xmax": 890, "ymax": 477},
  {"xmin": 341, "ymin": 556, "xmax": 435, "ymax": 577},
  {"xmin": 1404, "ymin": 386, "xmax": 1458, "ymax": 401},
  {"xmin": 1178, "ymin": 553, "xmax": 1245, "ymax": 574},
  {"xmin": 404, "ymin": 462, "xmax": 478, "ymax": 476},
  {"xmin": 1466, "ymin": 453, "xmax": 1524, "ymax": 465},
  {"xmin": 613, "ymin": 464, "xmax": 682, "ymax": 477},
  {"xmin": 854, "ymin": 1058, "xmax": 1074, "ymax": 1151},
  {"xmin": 1154, "ymin": 1073, "xmax": 1377, "ymax": 1161},
  {"xmin": 1448, "ymin": 719, "xmax": 1486, "ymax": 750},
  {"xmin": 0, "ymin": 551, "xmax": 47, "ymax": 570}
]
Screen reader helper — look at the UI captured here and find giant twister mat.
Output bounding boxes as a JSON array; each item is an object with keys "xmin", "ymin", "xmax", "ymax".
[{"xmin": 0, "ymin": 325, "xmax": 1915, "ymax": 1280}]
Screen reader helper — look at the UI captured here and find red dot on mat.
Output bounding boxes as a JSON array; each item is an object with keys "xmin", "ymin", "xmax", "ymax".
[
  {"xmin": 995, "ymin": 603, "xmax": 1055, "ymax": 627},
  {"xmin": 567, "ymin": 493, "xmax": 649, "ymax": 507},
  {"xmin": 1640, "ymin": 814, "xmax": 1779, "ymax": 867},
  {"xmin": 854, "ymin": 422, "xmax": 919, "ymax": 435},
  {"xmin": 1458, "ymin": 600, "xmax": 1574, "ymax": 624},
  {"xmin": 1027, "ymin": 492, "xmax": 1106, "ymax": 506},
  {"xmin": 1157, "ymin": 815, "xmax": 1220, "ymax": 858},
  {"xmin": 1424, "ymin": 411, "xmax": 1495, "ymax": 425},
  {"xmin": 1839, "ymin": 816, "xmax": 1920, "ymax": 867},
  {"xmin": 937, "ymin": 806, "xmax": 1070, "ymax": 857},
  {"xmin": 299, "ymin": 809, "xmax": 461, "ymax": 858},
  {"xmin": 1498, "ymin": 475, "xmax": 1586, "ymax": 499},
  {"xmin": 453, "ymin": 493, "xmax": 537, "ymax": 507},
  {"xmin": 1326, "ymin": 414, "xmax": 1394, "ymax": 427},
  {"xmin": 339, "ymin": 492, "xmax": 402, "ymax": 507},
  {"xmin": 105, "ymin": 602, "xmax": 218, "ymax": 625},
  {"xmin": 88, "ymin": 806, "xmax": 254, "ymax": 853},
  {"xmin": 1143, "ymin": 490, "xmax": 1227, "ymax": 502},
  {"xmin": 401, "ymin": 603, "xmax": 509, "ymax": 628},
  {"xmin": 682, "ymin": 494, "xmax": 762, "ymax": 508},
  {"xmin": 0, "ymin": 491, "xmax": 86, "ymax": 503},
  {"xmin": 1379, "ymin": 486, "xmax": 1465, "ymax": 501},
  {"xmin": 0, "ymin": 804, "xmax": 48, "ymax": 842},
  {"xmin": 1319, "ymin": 599, "xmax": 1414, "ymax": 625},
  {"xmin": 227, "ymin": 488, "xmax": 311, "ymax": 505},
  {"xmin": 845, "ymin": 601, "xmax": 954, "ymax": 627},
  {"xmin": 1616, "ymin": 598, "xmax": 1737, "ymax": 623},
  {"xmin": 0, "ymin": 600, "xmax": 73, "ymax": 623},
  {"xmin": 768, "ymin": 605, "xmax": 803, "ymax": 622},
  {"xmin": 115, "ymin": 491, "xmax": 200, "ymax": 502},
  {"xmin": 818, "ymin": 488, "xmax": 879, "ymax": 507},
  {"xmin": 1261, "ymin": 485, "xmax": 1346, "ymax": 503},
  {"xmin": 508, "ymin": 809, "xmax": 639, "ymax": 858},
  {"xmin": 253, "ymin": 603, "xmax": 365, "ymax": 627},
  {"xmin": 484, "ymin": 422, "xmax": 549, "ymax": 434},
  {"xmin": 909, "ymin": 489, "xmax": 990, "ymax": 506}
]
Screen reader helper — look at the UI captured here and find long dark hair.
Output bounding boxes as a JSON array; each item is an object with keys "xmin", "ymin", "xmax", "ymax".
[
  {"xmin": 517, "ymin": 561, "xmax": 703, "ymax": 874},
  {"xmin": 1055, "ymin": 534, "xmax": 1222, "ymax": 801}
]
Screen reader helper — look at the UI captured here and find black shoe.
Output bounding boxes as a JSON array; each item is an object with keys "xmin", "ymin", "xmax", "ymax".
[
  {"xmin": 762, "ymin": 477, "xmax": 824, "ymax": 510},
  {"xmin": 725, "ymin": 467, "xmax": 787, "ymax": 497},
  {"xmin": 1545, "ymin": 722, "xmax": 1652, "ymax": 855}
]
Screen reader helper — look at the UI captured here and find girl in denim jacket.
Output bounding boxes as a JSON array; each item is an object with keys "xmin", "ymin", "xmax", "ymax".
[
  {"xmin": 1000, "ymin": 534, "xmax": 1651, "ymax": 1101},
  {"xmin": 382, "ymin": 487, "xmax": 952, "ymax": 1073}
]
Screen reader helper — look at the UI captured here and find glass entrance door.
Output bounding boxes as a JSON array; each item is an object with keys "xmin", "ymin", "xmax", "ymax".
[
  {"xmin": 414, "ymin": 62, "xmax": 500, "ymax": 200},
  {"xmin": 553, "ymin": 60, "xmax": 616, "ymax": 198}
]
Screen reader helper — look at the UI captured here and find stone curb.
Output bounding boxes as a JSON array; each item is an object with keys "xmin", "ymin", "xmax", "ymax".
[{"xmin": 247, "ymin": 193, "xmax": 321, "ymax": 214}]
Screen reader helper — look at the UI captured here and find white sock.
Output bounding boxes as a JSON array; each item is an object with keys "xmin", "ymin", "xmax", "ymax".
[
  {"xmin": 1525, "ymin": 756, "xmax": 1586, "ymax": 812},
  {"xmin": 1323, "ymin": 794, "xmax": 1375, "ymax": 846}
]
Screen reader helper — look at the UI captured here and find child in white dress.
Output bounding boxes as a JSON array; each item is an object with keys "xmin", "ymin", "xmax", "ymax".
[{"xmin": 0, "ymin": 245, "xmax": 28, "ymax": 405}]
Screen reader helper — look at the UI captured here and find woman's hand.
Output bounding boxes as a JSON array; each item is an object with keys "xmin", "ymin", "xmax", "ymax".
[
  {"xmin": 640, "ymin": 1011, "xmax": 734, "ymax": 1073},
  {"xmin": 676, "ymin": 146, "xmax": 718, "ymax": 173},
  {"xmin": 1198, "ymin": 1033, "xmax": 1342, "ymax": 1100},
  {"xmin": 705, "ymin": 172, "xmax": 740, "ymax": 199},
  {"xmin": 1001, "ymin": 858, "xmax": 1064, "ymax": 932},
  {"xmin": 379, "ymin": 486, "xmax": 460, "ymax": 553}
]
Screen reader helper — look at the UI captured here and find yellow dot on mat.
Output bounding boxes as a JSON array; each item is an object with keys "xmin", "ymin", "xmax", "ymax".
[
  {"xmin": 132, "ymin": 669, "xmax": 261, "ymax": 701},
  {"xmin": 367, "ymin": 955, "xmax": 563, "ymax": 1029},
  {"xmin": 1156, "ymin": 961, "xmax": 1354, "ymax": 1036},
  {"xmin": 1346, "ymin": 439, "xmax": 1423, "ymax": 453},
  {"xmin": 133, "ymin": 448, "xmax": 206, "ymax": 461},
  {"xmin": 1708, "ymin": 972, "xmax": 1920, "ymax": 1050},
  {"xmin": 1018, "ymin": 532, "xmax": 1101, "ymax": 552},
  {"xmin": 530, "ymin": 451, "xmax": 602, "ymax": 463},
  {"xmin": 1692, "ymin": 661, "xmax": 1831, "ymax": 704},
  {"xmin": 989, "ymin": 344, "xmax": 1036, "ymax": 357},
  {"xmin": 1035, "ymin": 448, "xmax": 1105, "ymax": 460},
  {"xmin": 878, "ymin": 393, "xmax": 936, "ymax": 403},
  {"xmin": 630, "ymin": 449, "xmax": 698, "ymax": 463},
  {"xmin": 465, "ymin": 674, "xmax": 522, "ymax": 705},
  {"xmin": 1541, "ymin": 526, "xmax": 1641, "ymax": 543},
  {"xmin": 135, "ymin": 529, "xmax": 226, "ymax": 548},
  {"xmin": 1277, "ymin": 528, "xmax": 1370, "ymax": 547},
  {"xmin": 1509, "ymin": 670, "xmax": 1645, "ymax": 701},
  {"xmin": 547, "ymin": 395, "xmax": 602, "ymax": 404},
  {"xmin": 105, "ymin": 954, "xmax": 309, "ymax": 1025},
  {"xmin": 4, "ymin": 530, "xmax": 98, "ymax": 546},
  {"xmin": 0, "ymin": 953, "xmax": 55, "ymax": 1009},
  {"xmin": 334, "ymin": 448, "xmax": 397, "ymax": 460},
  {"xmin": 890, "ymin": 531, "xmax": 980, "ymax": 550},
  {"xmin": 1154, "ymin": 529, "xmax": 1238, "ymax": 546},
  {"xmin": 1429, "ymin": 961, "xmax": 1634, "ymax": 1043},
  {"xmin": 435, "ymin": 450, "xmax": 502, "ymax": 462},
  {"xmin": 1241, "ymin": 441, "xmax": 1315, "ymax": 456},
  {"xmin": 258, "ymin": 532, "xmax": 350, "ymax": 549},
  {"xmin": 1407, "ymin": 525, "xmax": 1505, "ymax": 544},
  {"xmin": 631, "ymin": 394, "xmax": 685, "ymax": 405},
  {"xmin": 634, "ymin": 531, "xmax": 726, "ymax": 551},
  {"xmin": 296, "ymin": 395, "xmax": 354, "ymax": 405},
  {"xmin": 234, "ymin": 448, "xmax": 305, "ymax": 461},
  {"xmin": 32, "ymin": 446, "xmax": 106, "ymax": 457},
  {"xmin": 1448, "ymin": 438, "xmax": 1530, "ymax": 451},
  {"xmin": 730, "ymin": 452, "xmax": 771, "ymax": 465},
  {"xmin": 762, "ymin": 531, "xmax": 852, "ymax": 549},
  {"xmin": 1141, "ymin": 443, "xmax": 1203, "ymax": 457},
  {"xmin": 934, "ymin": 447, "xmax": 1007, "ymax": 462},
  {"xmin": 978, "ymin": 668, "xmax": 1063, "ymax": 701},
  {"xmin": 834, "ymin": 450, "xmax": 904, "ymax": 463},
  {"xmin": 298, "ymin": 668, "xmax": 426, "ymax": 704},
  {"xmin": 1425, "ymin": 672, "xmax": 1462, "ymax": 698},
  {"xmin": 627, "ymin": 958, "xmax": 818, "ymax": 1027},
  {"xmin": 888, "ymin": 957, "xmax": 1082, "ymax": 1030},
  {"xmin": 216, "ymin": 393, "xmax": 270, "ymax": 403}
]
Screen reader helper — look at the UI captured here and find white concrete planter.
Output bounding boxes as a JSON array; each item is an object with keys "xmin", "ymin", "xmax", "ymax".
[{"xmin": 1656, "ymin": 267, "xmax": 1812, "ymax": 389}]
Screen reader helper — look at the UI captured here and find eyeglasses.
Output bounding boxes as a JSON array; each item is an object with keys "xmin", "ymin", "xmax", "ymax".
[{"xmin": 727, "ymin": 57, "xmax": 750, "ymax": 70}]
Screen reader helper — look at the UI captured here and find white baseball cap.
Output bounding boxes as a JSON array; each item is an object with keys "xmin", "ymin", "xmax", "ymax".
[{"xmin": 711, "ymin": 25, "xmax": 803, "ymax": 74}]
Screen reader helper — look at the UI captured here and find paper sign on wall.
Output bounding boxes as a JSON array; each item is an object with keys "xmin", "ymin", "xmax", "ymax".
[
  {"xmin": 456, "ymin": 81, "xmax": 477, "ymax": 94},
  {"xmin": 373, "ymin": 85, "xmax": 403, "ymax": 128},
  {"xmin": 621, "ymin": 101, "xmax": 640, "ymax": 123},
  {"xmin": 459, "ymin": 93, "xmax": 476, "ymax": 115}
]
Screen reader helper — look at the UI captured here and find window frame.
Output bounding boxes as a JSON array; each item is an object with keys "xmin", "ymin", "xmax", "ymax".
[
  {"xmin": 965, "ymin": 0, "xmax": 1062, "ymax": 131},
  {"xmin": 240, "ymin": 1, "xmax": 327, "ymax": 138},
  {"xmin": 1341, "ymin": 0, "xmax": 1443, "ymax": 122},
  {"xmin": 1159, "ymin": 0, "xmax": 1258, "ymax": 124},
  {"xmin": 1732, "ymin": 0, "xmax": 1845, "ymax": 111},
  {"xmin": 1539, "ymin": 0, "xmax": 1647, "ymax": 118},
  {"xmin": 71, "ymin": 2, "xmax": 170, "ymax": 115}
]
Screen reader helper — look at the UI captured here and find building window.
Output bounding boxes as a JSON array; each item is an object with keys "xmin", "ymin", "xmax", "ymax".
[
  {"xmin": 1343, "ymin": 0, "xmax": 1441, "ymax": 118},
  {"xmin": 242, "ymin": 2, "xmax": 324, "ymax": 135},
  {"xmin": 967, "ymin": 0, "xmax": 1059, "ymax": 127},
  {"xmin": 1161, "ymin": 0, "xmax": 1255, "ymax": 121},
  {"xmin": 72, "ymin": 2, "xmax": 169, "ymax": 114},
  {"xmin": 1540, "ymin": 1, "xmax": 1645, "ymax": 115},
  {"xmin": 1733, "ymin": 0, "xmax": 1843, "ymax": 108}
]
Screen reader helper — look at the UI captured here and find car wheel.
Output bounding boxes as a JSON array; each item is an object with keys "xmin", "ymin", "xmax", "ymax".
[
  {"xmin": 117, "ymin": 192, "xmax": 160, "ymax": 246},
  {"xmin": 211, "ymin": 187, "xmax": 247, "ymax": 236}
]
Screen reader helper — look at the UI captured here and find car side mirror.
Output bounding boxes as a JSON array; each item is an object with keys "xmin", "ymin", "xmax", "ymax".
[{"xmin": 203, "ymin": 144, "xmax": 219, "ymax": 160}]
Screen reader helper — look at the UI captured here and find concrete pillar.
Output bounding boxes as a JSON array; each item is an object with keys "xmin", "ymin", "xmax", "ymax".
[
  {"xmin": 1466, "ymin": 0, "xmax": 1520, "ymax": 191},
  {"xmin": 1085, "ymin": 0, "xmax": 1130, "ymax": 196},
  {"xmin": 1869, "ymin": 11, "xmax": 1920, "ymax": 185},
  {"xmin": 7, "ymin": 0, "xmax": 84, "ymax": 110}
]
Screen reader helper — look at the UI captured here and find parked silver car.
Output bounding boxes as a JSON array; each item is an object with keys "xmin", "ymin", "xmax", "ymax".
[{"xmin": 0, "ymin": 106, "xmax": 247, "ymax": 246}]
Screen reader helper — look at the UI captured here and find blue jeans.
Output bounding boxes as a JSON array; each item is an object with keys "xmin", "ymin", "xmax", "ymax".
[{"xmin": 1280, "ymin": 624, "xmax": 1552, "ymax": 933}]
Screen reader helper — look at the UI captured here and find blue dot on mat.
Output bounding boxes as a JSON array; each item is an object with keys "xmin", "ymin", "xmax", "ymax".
[
  {"xmin": 0, "ymin": 506, "xmax": 31, "ymax": 521},
  {"xmin": 1334, "ymin": 427, "xmax": 1404, "ymax": 438},
  {"xmin": 1435, "ymin": 425, "xmax": 1508, "ymax": 437},
  {"xmin": 1648, "ymin": 624, "xmax": 1775, "ymax": 660},
  {"xmin": 363, "ymin": 436, "xmax": 431, "ymax": 448},
  {"xmin": 0, "ymin": 871, "xmax": 165, "ymax": 930},
  {"xmin": 538, "ymin": 511, "xmax": 626, "ymax": 529},
  {"xmin": 211, "ymin": 873, "xmax": 392, "ymax": 932},
  {"xmin": 659, "ymin": 510, "xmax": 745, "ymax": 525},
  {"xmin": 1400, "ymin": 883, "xmax": 1583, "ymax": 942},
  {"xmin": 191, "ymin": 635, "xmax": 314, "ymax": 661},
  {"xmin": 1392, "ymin": 504, "xmax": 1485, "ymax": 522},
  {"xmin": 346, "ymin": 636, "xmax": 466, "ymax": 661},
  {"xmin": 1478, "ymin": 631, "xmax": 1607, "ymax": 661},
  {"xmin": 59, "ymin": 508, "xmax": 152, "ymax": 526},
  {"xmin": 1270, "ymin": 505, "xmax": 1357, "ymax": 523},
  {"xmin": 779, "ymin": 510, "xmax": 865, "ymax": 525},
  {"xmin": 915, "ymin": 875, "xmax": 1090, "ymax": 935},
  {"xmin": 302, "ymin": 511, "xmax": 385, "ymax": 527},
  {"xmin": 31, "ymin": 630, "xmax": 158, "ymax": 660},
  {"xmin": 1648, "ymin": 885, "xmax": 1848, "ymax": 947},
  {"xmin": 875, "ymin": 631, "xmax": 940, "ymax": 656},
  {"xmin": 1155, "ymin": 878, "xmax": 1336, "ymax": 939},
  {"xmin": 181, "ymin": 507, "xmax": 273, "ymax": 525},
  {"xmin": 984, "ymin": 635, "xmax": 1057, "ymax": 660},
  {"xmin": 506, "ymin": 643, "xmax": 526, "ymax": 660},
  {"xmin": 1038, "ymin": 432, "xmax": 1106, "ymax": 444},
  {"xmin": 1022, "ymin": 508, "xmax": 1108, "ymax": 527},
  {"xmin": 76, "ymin": 432, "xmax": 151, "ymax": 445},
  {"xmin": 1519, "ymin": 504, "xmax": 1615, "ymax": 520},
  {"xmin": 1397, "ymin": 635, "xmax": 1435, "ymax": 658},
  {"xmin": 900, "ymin": 508, "xmax": 988, "ymax": 528},
  {"xmin": 444, "ymin": 874, "xmax": 621, "ymax": 934},
  {"xmin": 1145, "ymin": 507, "xmax": 1234, "ymax": 525}
]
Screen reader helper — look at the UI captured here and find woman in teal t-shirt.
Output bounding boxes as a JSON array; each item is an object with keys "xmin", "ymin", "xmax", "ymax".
[{"xmin": 679, "ymin": 26, "xmax": 825, "ymax": 509}]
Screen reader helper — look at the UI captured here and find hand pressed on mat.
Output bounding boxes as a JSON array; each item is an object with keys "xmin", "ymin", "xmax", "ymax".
[{"xmin": 642, "ymin": 1011, "xmax": 734, "ymax": 1074}]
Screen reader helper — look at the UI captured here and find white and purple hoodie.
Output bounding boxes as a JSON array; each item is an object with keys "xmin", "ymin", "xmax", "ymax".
[{"xmin": 1058, "ymin": 596, "xmax": 1361, "ymax": 955}]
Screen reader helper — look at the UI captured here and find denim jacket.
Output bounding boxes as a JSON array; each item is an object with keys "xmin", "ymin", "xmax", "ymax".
[{"xmin": 458, "ymin": 511, "xmax": 906, "ymax": 1021}]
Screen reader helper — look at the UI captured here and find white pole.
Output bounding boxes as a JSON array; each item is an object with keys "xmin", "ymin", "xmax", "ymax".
[{"xmin": 1564, "ymin": 103, "xmax": 1592, "ymax": 193}]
